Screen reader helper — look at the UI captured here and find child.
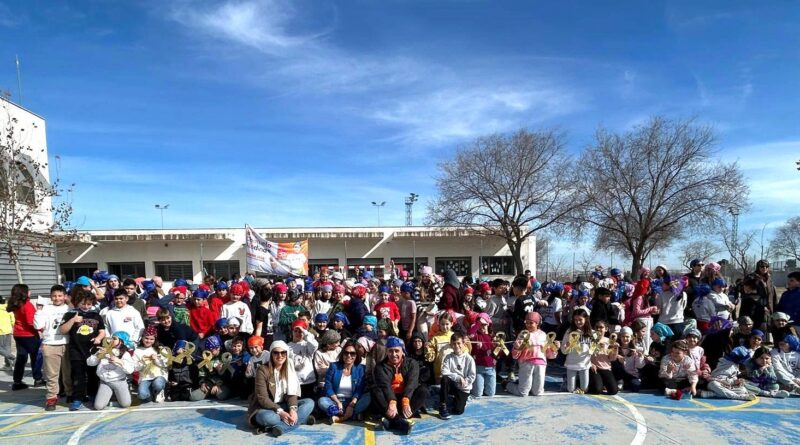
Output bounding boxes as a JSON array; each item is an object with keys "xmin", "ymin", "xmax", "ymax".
[
  {"xmin": 770, "ymin": 334, "xmax": 800, "ymax": 392},
  {"xmin": 746, "ymin": 330, "xmax": 765, "ymax": 356},
  {"xmin": 189, "ymin": 288, "xmax": 216, "ymax": 340},
  {"xmin": 34, "ymin": 284, "xmax": 72, "ymax": 410},
  {"xmin": 640, "ymin": 323, "xmax": 672, "ymax": 389},
  {"xmin": 438, "ymin": 332, "xmax": 476, "ymax": 419},
  {"xmin": 658, "ymin": 339, "xmax": 698, "ymax": 399},
  {"xmin": 769, "ymin": 312, "xmax": 799, "ymax": 345},
  {"xmin": 313, "ymin": 329, "xmax": 342, "ymax": 393},
  {"xmin": 226, "ymin": 336, "xmax": 251, "ymax": 399},
  {"xmin": 539, "ymin": 284, "xmax": 563, "ymax": 334},
  {"xmin": 743, "ymin": 346, "xmax": 791, "ymax": 398},
  {"xmin": 708, "ymin": 278, "xmax": 734, "ymax": 321},
  {"xmin": 399, "ymin": 282, "xmax": 418, "ymax": 343},
  {"xmin": 776, "ymin": 271, "xmax": 800, "ymax": 332},
  {"xmin": 684, "ymin": 328, "xmax": 711, "ymax": 384},
  {"xmin": 612, "ymin": 326, "xmax": 644, "ymax": 392},
  {"xmin": 428, "ymin": 312, "xmax": 456, "ymax": 383},
  {"xmin": 507, "ymin": 311, "xmax": 557, "ymax": 396},
  {"xmin": 209, "ymin": 282, "xmax": 230, "ymax": 320},
  {"xmin": 278, "ymin": 291, "xmax": 304, "ymax": 340},
  {"xmin": 133, "ymin": 325, "xmax": 169, "ymax": 403},
  {"xmin": 222, "ymin": 284, "xmax": 254, "ymax": 334},
  {"xmin": 59, "ymin": 291, "xmax": 105, "ymax": 410},
  {"xmin": 191, "ymin": 335, "xmax": 230, "ymax": 401},
  {"xmin": 165, "ymin": 286, "xmax": 191, "ymax": 326},
  {"xmin": 314, "ymin": 284, "xmax": 333, "ymax": 317},
  {"xmin": 588, "ymin": 321, "xmax": 618, "ymax": 395},
  {"xmin": 313, "ymin": 313, "xmax": 329, "ymax": 339},
  {"xmin": 738, "ymin": 278, "xmax": 768, "ymax": 332},
  {"xmin": 655, "ymin": 278, "xmax": 687, "ymax": 338},
  {"xmin": 330, "ymin": 312, "xmax": 351, "ymax": 339},
  {"xmin": 253, "ymin": 289, "xmax": 272, "ymax": 339},
  {"xmin": 87, "ymin": 331, "xmax": 135, "ymax": 410},
  {"xmin": 289, "ymin": 319, "xmax": 319, "ymax": 398},
  {"xmin": 244, "ymin": 335, "xmax": 268, "ymax": 394},
  {"xmin": 561, "ymin": 309, "xmax": 593, "ymax": 394},
  {"xmin": 374, "ymin": 285, "xmax": 401, "ymax": 332},
  {"xmin": 691, "ymin": 285, "xmax": 716, "ymax": 333},
  {"xmin": 469, "ymin": 313, "xmax": 501, "ymax": 398},
  {"xmin": 0, "ymin": 295, "xmax": 14, "ymax": 370},
  {"xmin": 167, "ymin": 339, "xmax": 199, "ymax": 402},
  {"xmin": 700, "ymin": 346, "xmax": 754, "ymax": 400},
  {"xmin": 406, "ymin": 332, "xmax": 433, "ymax": 385}
]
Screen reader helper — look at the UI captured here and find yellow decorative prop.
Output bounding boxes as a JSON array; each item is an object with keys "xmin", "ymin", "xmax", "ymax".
[
  {"xmin": 492, "ymin": 332, "xmax": 509, "ymax": 356},
  {"xmin": 197, "ymin": 350, "xmax": 214, "ymax": 372},
  {"xmin": 565, "ymin": 331, "xmax": 582, "ymax": 354},
  {"xmin": 220, "ymin": 352, "xmax": 235, "ymax": 376},
  {"xmin": 95, "ymin": 337, "xmax": 115, "ymax": 359},
  {"xmin": 159, "ymin": 346, "xmax": 174, "ymax": 368},
  {"xmin": 172, "ymin": 342, "xmax": 196, "ymax": 365},
  {"xmin": 425, "ymin": 340, "xmax": 437, "ymax": 362},
  {"xmin": 141, "ymin": 355, "xmax": 161, "ymax": 376},
  {"xmin": 543, "ymin": 332, "xmax": 559, "ymax": 354},
  {"xmin": 607, "ymin": 333, "xmax": 619, "ymax": 353}
]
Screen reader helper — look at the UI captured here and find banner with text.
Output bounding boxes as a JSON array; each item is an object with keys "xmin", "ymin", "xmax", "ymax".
[{"xmin": 245, "ymin": 225, "xmax": 308, "ymax": 277}]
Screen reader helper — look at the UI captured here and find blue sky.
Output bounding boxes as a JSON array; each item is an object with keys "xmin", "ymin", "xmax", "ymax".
[{"xmin": 0, "ymin": 0, "xmax": 798, "ymax": 269}]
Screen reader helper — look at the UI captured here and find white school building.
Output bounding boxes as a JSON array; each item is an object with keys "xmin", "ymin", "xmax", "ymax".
[{"xmin": 56, "ymin": 226, "xmax": 536, "ymax": 285}]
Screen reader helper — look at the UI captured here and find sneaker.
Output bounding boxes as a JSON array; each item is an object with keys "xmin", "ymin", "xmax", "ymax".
[
  {"xmin": 664, "ymin": 388, "xmax": 676, "ymax": 397},
  {"xmin": 573, "ymin": 389, "xmax": 585, "ymax": 395},
  {"xmin": 380, "ymin": 417, "xmax": 391, "ymax": 431},
  {"xmin": 773, "ymin": 390, "xmax": 790, "ymax": 399},
  {"xmin": 507, "ymin": 372, "xmax": 516, "ymax": 382},
  {"xmin": 419, "ymin": 406, "xmax": 428, "ymax": 415},
  {"xmin": 399, "ymin": 418, "xmax": 413, "ymax": 435},
  {"xmin": 45, "ymin": 398, "xmax": 57, "ymax": 411},
  {"xmin": 12, "ymin": 382, "xmax": 29, "ymax": 391},
  {"xmin": 155, "ymin": 390, "xmax": 165, "ymax": 403},
  {"xmin": 33, "ymin": 379, "xmax": 46, "ymax": 387},
  {"xmin": 306, "ymin": 415, "xmax": 316, "ymax": 426},
  {"xmin": 438, "ymin": 405, "xmax": 451, "ymax": 420},
  {"xmin": 268, "ymin": 426, "xmax": 283, "ymax": 438},
  {"xmin": 699, "ymin": 390, "xmax": 715, "ymax": 399},
  {"xmin": 69, "ymin": 400, "xmax": 82, "ymax": 411}
]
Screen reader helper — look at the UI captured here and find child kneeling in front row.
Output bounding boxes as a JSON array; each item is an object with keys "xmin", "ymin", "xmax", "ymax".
[
  {"xmin": 87, "ymin": 332, "xmax": 135, "ymax": 410},
  {"xmin": 438, "ymin": 332, "xmax": 476, "ymax": 419}
]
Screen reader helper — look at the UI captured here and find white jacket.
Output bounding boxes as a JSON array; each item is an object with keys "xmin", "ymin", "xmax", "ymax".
[
  {"xmin": 100, "ymin": 305, "xmax": 145, "ymax": 343},
  {"xmin": 133, "ymin": 346, "xmax": 169, "ymax": 381},
  {"xmin": 656, "ymin": 290, "xmax": 686, "ymax": 324},
  {"xmin": 87, "ymin": 350, "xmax": 135, "ymax": 382},
  {"xmin": 708, "ymin": 291, "xmax": 733, "ymax": 319},
  {"xmin": 221, "ymin": 301, "xmax": 254, "ymax": 334},
  {"xmin": 289, "ymin": 330, "xmax": 319, "ymax": 384},
  {"xmin": 34, "ymin": 304, "xmax": 70, "ymax": 345},
  {"xmin": 771, "ymin": 349, "xmax": 800, "ymax": 382}
]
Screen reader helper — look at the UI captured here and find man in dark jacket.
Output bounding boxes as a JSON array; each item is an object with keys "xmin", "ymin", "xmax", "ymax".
[
  {"xmin": 373, "ymin": 336, "xmax": 428, "ymax": 434},
  {"xmin": 683, "ymin": 259, "xmax": 704, "ymax": 319},
  {"xmin": 590, "ymin": 287, "xmax": 614, "ymax": 328},
  {"xmin": 156, "ymin": 308, "xmax": 198, "ymax": 349}
]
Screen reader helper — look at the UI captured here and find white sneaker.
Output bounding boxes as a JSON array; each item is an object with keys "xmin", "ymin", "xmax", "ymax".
[
  {"xmin": 155, "ymin": 390, "xmax": 166, "ymax": 403},
  {"xmin": 773, "ymin": 390, "xmax": 790, "ymax": 399},
  {"xmin": 699, "ymin": 390, "xmax": 715, "ymax": 399},
  {"xmin": 664, "ymin": 388, "xmax": 676, "ymax": 397}
]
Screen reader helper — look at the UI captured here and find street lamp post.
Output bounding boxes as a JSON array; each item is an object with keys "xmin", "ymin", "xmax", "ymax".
[
  {"xmin": 371, "ymin": 201, "xmax": 386, "ymax": 226},
  {"xmin": 154, "ymin": 204, "xmax": 170, "ymax": 229},
  {"xmin": 404, "ymin": 193, "xmax": 419, "ymax": 226}
]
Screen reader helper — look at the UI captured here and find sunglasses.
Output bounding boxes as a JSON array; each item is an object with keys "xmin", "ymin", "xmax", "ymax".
[
  {"xmin": 343, "ymin": 351, "xmax": 357, "ymax": 357},
  {"xmin": 271, "ymin": 350, "xmax": 287, "ymax": 356}
]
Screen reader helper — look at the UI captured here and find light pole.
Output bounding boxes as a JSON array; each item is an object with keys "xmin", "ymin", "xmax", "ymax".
[
  {"xmin": 155, "ymin": 204, "xmax": 170, "ymax": 229},
  {"xmin": 371, "ymin": 201, "xmax": 386, "ymax": 226},
  {"xmin": 404, "ymin": 193, "xmax": 419, "ymax": 226}
]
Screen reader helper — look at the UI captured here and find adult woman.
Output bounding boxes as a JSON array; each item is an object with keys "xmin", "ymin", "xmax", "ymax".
[
  {"xmin": 247, "ymin": 341, "xmax": 315, "ymax": 437},
  {"xmin": 753, "ymin": 260, "xmax": 777, "ymax": 314},
  {"xmin": 318, "ymin": 339, "xmax": 371, "ymax": 423},
  {"xmin": 7, "ymin": 284, "xmax": 42, "ymax": 390},
  {"xmin": 372, "ymin": 336, "xmax": 429, "ymax": 435}
]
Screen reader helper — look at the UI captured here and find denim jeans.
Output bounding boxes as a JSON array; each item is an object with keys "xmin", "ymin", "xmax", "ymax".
[
  {"xmin": 253, "ymin": 398, "xmax": 314, "ymax": 433},
  {"xmin": 471, "ymin": 365, "xmax": 496, "ymax": 397},
  {"xmin": 317, "ymin": 393, "xmax": 372, "ymax": 417},
  {"xmin": 138, "ymin": 377, "xmax": 167, "ymax": 402},
  {"xmin": 13, "ymin": 336, "xmax": 41, "ymax": 383}
]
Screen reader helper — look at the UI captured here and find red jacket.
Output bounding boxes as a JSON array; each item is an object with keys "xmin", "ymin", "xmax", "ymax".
[
  {"xmin": 209, "ymin": 294, "xmax": 228, "ymax": 320},
  {"xmin": 13, "ymin": 301, "xmax": 37, "ymax": 337},
  {"xmin": 189, "ymin": 305, "xmax": 217, "ymax": 338}
]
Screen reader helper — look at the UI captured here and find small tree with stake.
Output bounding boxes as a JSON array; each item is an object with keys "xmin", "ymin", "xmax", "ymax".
[
  {"xmin": 0, "ymin": 92, "xmax": 76, "ymax": 284},
  {"xmin": 427, "ymin": 128, "xmax": 578, "ymax": 275}
]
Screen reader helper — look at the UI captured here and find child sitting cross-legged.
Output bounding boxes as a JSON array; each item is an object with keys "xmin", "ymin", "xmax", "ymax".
[{"xmin": 658, "ymin": 339, "xmax": 698, "ymax": 399}]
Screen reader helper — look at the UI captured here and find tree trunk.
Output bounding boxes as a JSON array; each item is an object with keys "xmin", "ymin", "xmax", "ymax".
[
  {"xmin": 10, "ymin": 245, "xmax": 24, "ymax": 284},
  {"xmin": 508, "ymin": 239, "xmax": 524, "ymax": 276},
  {"xmin": 630, "ymin": 253, "xmax": 643, "ymax": 281}
]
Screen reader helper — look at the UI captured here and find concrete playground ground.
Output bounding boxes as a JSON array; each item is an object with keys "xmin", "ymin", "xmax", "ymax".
[{"xmin": 0, "ymin": 370, "xmax": 798, "ymax": 445}]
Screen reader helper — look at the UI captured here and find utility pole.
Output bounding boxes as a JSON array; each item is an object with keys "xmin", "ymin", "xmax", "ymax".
[
  {"xmin": 155, "ymin": 204, "xmax": 170, "ymax": 229},
  {"xmin": 371, "ymin": 201, "xmax": 386, "ymax": 226}
]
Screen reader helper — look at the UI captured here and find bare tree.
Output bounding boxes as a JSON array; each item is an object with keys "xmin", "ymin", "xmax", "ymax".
[
  {"xmin": 427, "ymin": 129, "xmax": 578, "ymax": 274},
  {"xmin": 720, "ymin": 226, "xmax": 758, "ymax": 277},
  {"xmin": 769, "ymin": 216, "xmax": 800, "ymax": 262},
  {"xmin": 679, "ymin": 239, "xmax": 722, "ymax": 269},
  {"xmin": 577, "ymin": 252, "xmax": 596, "ymax": 279},
  {"xmin": 1, "ymin": 93, "xmax": 76, "ymax": 283},
  {"xmin": 573, "ymin": 117, "xmax": 749, "ymax": 278}
]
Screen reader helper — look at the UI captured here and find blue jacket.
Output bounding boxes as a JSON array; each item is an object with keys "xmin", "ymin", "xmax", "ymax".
[
  {"xmin": 777, "ymin": 287, "xmax": 800, "ymax": 324},
  {"xmin": 324, "ymin": 362, "xmax": 366, "ymax": 400}
]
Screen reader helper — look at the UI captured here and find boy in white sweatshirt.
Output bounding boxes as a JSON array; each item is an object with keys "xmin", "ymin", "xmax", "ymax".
[
  {"xmin": 33, "ymin": 285, "xmax": 72, "ymax": 410},
  {"xmin": 439, "ymin": 332, "xmax": 476, "ymax": 419}
]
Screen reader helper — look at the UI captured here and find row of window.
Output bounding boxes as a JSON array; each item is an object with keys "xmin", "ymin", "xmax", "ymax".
[{"xmin": 60, "ymin": 256, "xmax": 516, "ymax": 282}]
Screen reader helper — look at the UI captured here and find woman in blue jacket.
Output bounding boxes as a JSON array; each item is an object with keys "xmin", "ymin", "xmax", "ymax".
[{"xmin": 317, "ymin": 339, "xmax": 371, "ymax": 423}]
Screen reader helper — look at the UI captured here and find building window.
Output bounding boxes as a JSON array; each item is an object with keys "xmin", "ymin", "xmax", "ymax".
[
  {"xmin": 202, "ymin": 261, "xmax": 240, "ymax": 280},
  {"xmin": 308, "ymin": 259, "xmax": 340, "ymax": 276},
  {"xmin": 154, "ymin": 261, "xmax": 193, "ymax": 281},
  {"xmin": 60, "ymin": 263, "xmax": 98, "ymax": 282},
  {"xmin": 435, "ymin": 257, "xmax": 472, "ymax": 277},
  {"xmin": 108, "ymin": 262, "xmax": 146, "ymax": 280},
  {"xmin": 480, "ymin": 256, "xmax": 515, "ymax": 276},
  {"xmin": 346, "ymin": 258, "xmax": 385, "ymax": 279},
  {"xmin": 390, "ymin": 257, "xmax": 429, "ymax": 278}
]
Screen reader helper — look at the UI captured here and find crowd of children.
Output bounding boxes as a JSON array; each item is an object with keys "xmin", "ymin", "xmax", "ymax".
[{"xmin": 2, "ymin": 261, "xmax": 799, "ymax": 435}]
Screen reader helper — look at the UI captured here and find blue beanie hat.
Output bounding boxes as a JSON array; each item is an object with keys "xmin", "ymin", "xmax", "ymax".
[
  {"xmin": 750, "ymin": 329, "xmax": 765, "ymax": 339},
  {"xmin": 363, "ymin": 315, "xmax": 378, "ymax": 328},
  {"xmin": 143, "ymin": 280, "xmax": 156, "ymax": 292},
  {"xmin": 112, "ymin": 331, "xmax": 134, "ymax": 349},
  {"xmin": 193, "ymin": 288, "xmax": 210, "ymax": 299},
  {"xmin": 174, "ymin": 278, "xmax": 188, "ymax": 287},
  {"xmin": 712, "ymin": 278, "xmax": 727, "ymax": 288},
  {"xmin": 694, "ymin": 284, "xmax": 711, "ymax": 298},
  {"xmin": 215, "ymin": 318, "xmax": 229, "ymax": 329},
  {"xmin": 92, "ymin": 271, "xmax": 110, "ymax": 283},
  {"xmin": 173, "ymin": 339, "xmax": 188, "ymax": 355},
  {"xmin": 532, "ymin": 281, "xmax": 541, "ymax": 291},
  {"xmin": 591, "ymin": 271, "xmax": 603, "ymax": 279},
  {"xmin": 651, "ymin": 323, "xmax": 674, "ymax": 342},
  {"xmin": 385, "ymin": 336, "xmax": 405, "ymax": 351},
  {"xmin": 333, "ymin": 312, "xmax": 349, "ymax": 325},
  {"xmin": 214, "ymin": 281, "xmax": 228, "ymax": 290},
  {"xmin": 610, "ymin": 268, "xmax": 622, "ymax": 277},
  {"xmin": 204, "ymin": 335, "xmax": 221, "ymax": 350},
  {"xmin": 76, "ymin": 276, "xmax": 91, "ymax": 286},
  {"xmin": 314, "ymin": 313, "xmax": 329, "ymax": 323},
  {"xmin": 782, "ymin": 335, "xmax": 800, "ymax": 352},
  {"xmin": 362, "ymin": 271, "xmax": 374, "ymax": 280},
  {"xmin": 63, "ymin": 281, "xmax": 75, "ymax": 294},
  {"xmin": 725, "ymin": 346, "xmax": 750, "ymax": 364},
  {"xmin": 683, "ymin": 328, "xmax": 702, "ymax": 339},
  {"xmin": 378, "ymin": 284, "xmax": 390, "ymax": 294},
  {"xmin": 400, "ymin": 282, "xmax": 415, "ymax": 293}
]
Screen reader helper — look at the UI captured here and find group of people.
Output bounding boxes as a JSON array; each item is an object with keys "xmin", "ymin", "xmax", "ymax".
[{"xmin": 1, "ymin": 259, "xmax": 799, "ymax": 437}]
